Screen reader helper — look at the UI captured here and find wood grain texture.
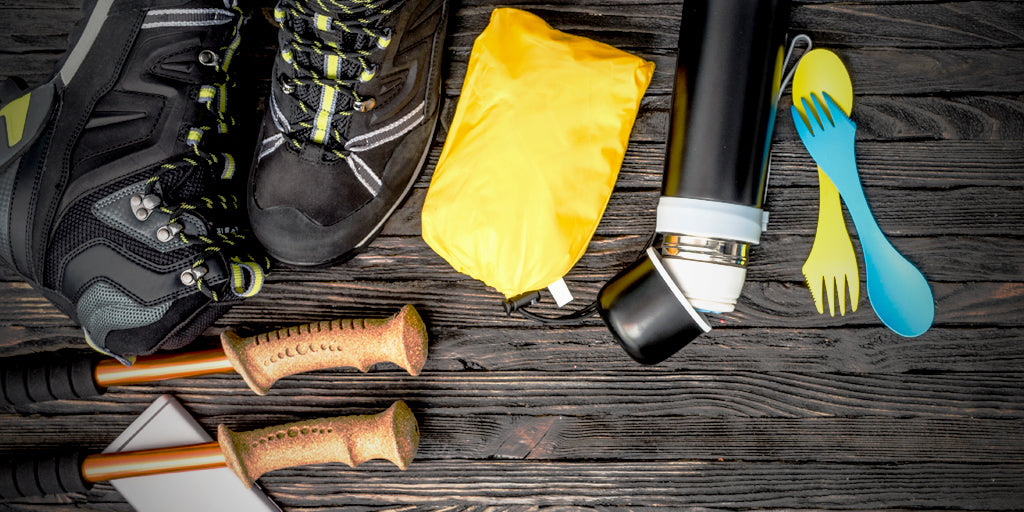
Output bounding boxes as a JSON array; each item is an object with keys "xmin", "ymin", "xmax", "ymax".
[
  {"xmin": 2, "ymin": 370, "xmax": 1020, "ymax": 420},
  {"xmin": 1, "ymin": 324, "xmax": 1023, "ymax": 374},
  {"xmin": 4, "ymin": 413, "xmax": 1022, "ymax": 463},
  {"xmin": 442, "ymin": 47, "xmax": 1024, "ymax": 96},
  {"xmin": 0, "ymin": 278, "xmax": 1020, "ymax": 330},
  {"xmin": 1, "ymin": 0, "xmax": 1023, "ymax": 510},
  {"xmin": 8, "ymin": 2, "xmax": 1024, "ymax": 54},
  {"xmin": 11, "ymin": 462, "xmax": 1012, "ymax": 509}
]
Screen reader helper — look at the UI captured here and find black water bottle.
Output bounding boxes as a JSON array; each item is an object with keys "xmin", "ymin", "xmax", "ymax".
[
  {"xmin": 598, "ymin": 0, "xmax": 790, "ymax": 364},
  {"xmin": 658, "ymin": 0, "xmax": 790, "ymax": 314}
]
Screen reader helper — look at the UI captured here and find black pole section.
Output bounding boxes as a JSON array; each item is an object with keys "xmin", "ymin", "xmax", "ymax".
[
  {"xmin": 0, "ymin": 452, "xmax": 92, "ymax": 499},
  {"xmin": 1, "ymin": 355, "xmax": 104, "ymax": 406},
  {"xmin": 663, "ymin": 0, "xmax": 791, "ymax": 208}
]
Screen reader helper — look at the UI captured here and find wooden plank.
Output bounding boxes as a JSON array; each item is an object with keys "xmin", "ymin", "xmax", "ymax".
[
  {"xmin": 0, "ymin": 53, "xmax": 62, "ymax": 86},
  {"xmin": 789, "ymin": 2, "xmax": 1024, "ymax": 48},
  {"xmin": 423, "ymin": 326, "xmax": 1024, "ymax": 374},
  {"xmin": 6, "ymin": 370, "xmax": 1019, "ymax": 419},
  {"xmin": 0, "ymin": 278, "xmax": 1018, "ymax": 329},
  {"xmin": 4, "ymin": 29, "xmax": 1024, "ymax": 96},
  {"xmin": 213, "ymin": 462, "xmax": 1024, "ymax": 508},
  {"xmin": 221, "ymin": 280, "xmax": 1018, "ymax": 329},
  {"xmin": 446, "ymin": 1, "xmax": 1024, "ymax": 49},
  {"xmin": 6, "ymin": 483, "xmax": 1022, "ymax": 512},
  {"xmin": 0, "ymin": 0, "xmax": 79, "ymax": 7},
  {"xmin": 840, "ymin": 94, "xmax": 1024, "ymax": 142},
  {"xmin": 2, "ymin": 324, "xmax": 1022, "ymax": 374},
  {"xmin": 2, "ymin": 320, "xmax": 1024, "ymax": 375},
  {"xmin": 443, "ymin": 48, "xmax": 1024, "ymax": 96},
  {"xmin": 8, "ymin": 2, "xmax": 1021, "ymax": 54},
  {"xmin": 765, "ymin": 140, "xmax": 1024, "ymax": 188},
  {"xmin": 0, "ymin": 8, "xmax": 79, "ymax": 54},
  {"xmin": 1, "ymin": 414, "xmax": 1021, "ymax": 464}
]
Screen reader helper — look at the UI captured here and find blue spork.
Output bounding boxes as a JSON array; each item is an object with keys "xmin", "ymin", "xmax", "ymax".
[{"xmin": 791, "ymin": 93, "xmax": 934, "ymax": 337}]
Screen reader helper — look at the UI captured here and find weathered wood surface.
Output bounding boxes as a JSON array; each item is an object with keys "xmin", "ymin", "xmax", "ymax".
[{"xmin": 1, "ymin": 0, "xmax": 1023, "ymax": 511}]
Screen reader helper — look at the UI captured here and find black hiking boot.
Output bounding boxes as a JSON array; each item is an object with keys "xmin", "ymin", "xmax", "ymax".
[
  {"xmin": 248, "ymin": 0, "xmax": 448, "ymax": 267},
  {"xmin": 0, "ymin": 0, "xmax": 269, "ymax": 362}
]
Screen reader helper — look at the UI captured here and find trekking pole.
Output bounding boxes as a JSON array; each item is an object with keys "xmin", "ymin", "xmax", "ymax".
[
  {"xmin": 2, "ymin": 305, "xmax": 428, "ymax": 405},
  {"xmin": 0, "ymin": 401, "xmax": 418, "ymax": 498}
]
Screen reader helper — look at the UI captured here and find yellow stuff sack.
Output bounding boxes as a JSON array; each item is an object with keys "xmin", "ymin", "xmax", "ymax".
[{"xmin": 421, "ymin": 8, "xmax": 654, "ymax": 299}]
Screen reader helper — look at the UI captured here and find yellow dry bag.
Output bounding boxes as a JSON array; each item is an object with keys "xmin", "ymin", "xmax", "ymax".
[{"xmin": 421, "ymin": 8, "xmax": 654, "ymax": 299}]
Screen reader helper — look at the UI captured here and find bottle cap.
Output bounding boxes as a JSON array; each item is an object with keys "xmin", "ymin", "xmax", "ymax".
[{"xmin": 597, "ymin": 247, "xmax": 712, "ymax": 364}]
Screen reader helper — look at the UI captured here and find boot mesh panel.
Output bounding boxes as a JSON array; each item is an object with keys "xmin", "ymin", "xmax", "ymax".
[
  {"xmin": 44, "ymin": 174, "xmax": 191, "ymax": 298},
  {"xmin": 77, "ymin": 280, "xmax": 171, "ymax": 347}
]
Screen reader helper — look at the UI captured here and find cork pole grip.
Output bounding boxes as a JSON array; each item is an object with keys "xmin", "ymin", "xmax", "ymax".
[
  {"xmin": 217, "ymin": 401, "xmax": 419, "ymax": 487},
  {"xmin": 220, "ymin": 305, "xmax": 428, "ymax": 395}
]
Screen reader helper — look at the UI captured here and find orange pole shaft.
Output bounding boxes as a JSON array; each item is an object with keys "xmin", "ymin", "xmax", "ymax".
[
  {"xmin": 80, "ymin": 442, "xmax": 226, "ymax": 483},
  {"xmin": 94, "ymin": 348, "xmax": 235, "ymax": 387}
]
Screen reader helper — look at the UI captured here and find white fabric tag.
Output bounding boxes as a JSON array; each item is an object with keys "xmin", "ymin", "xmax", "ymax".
[{"xmin": 547, "ymin": 278, "xmax": 574, "ymax": 307}]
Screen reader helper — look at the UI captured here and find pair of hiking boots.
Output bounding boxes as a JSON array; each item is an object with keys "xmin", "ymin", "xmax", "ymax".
[{"xmin": 0, "ymin": 0, "xmax": 447, "ymax": 362}]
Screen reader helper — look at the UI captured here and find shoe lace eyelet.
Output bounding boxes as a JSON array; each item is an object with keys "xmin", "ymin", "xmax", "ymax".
[
  {"xmin": 198, "ymin": 50, "xmax": 220, "ymax": 67},
  {"xmin": 130, "ymin": 193, "xmax": 161, "ymax": 221},
  {"xmin": 281, "ymin": 81, "xmax": 295, "ymax": 95},
  {"xmin": 359, "ymin": 64, "xmax": 378, "ymax": 82},
  {"xmin": 377, "ymin": 28, "xmax": 392, "ymax": 49},
  {"xmin": 157, "ymin": 222, "xmax": 184, "ymax": 243},
  {"xmin": 180, "ymin": 265, "xmax": 207, "ymax": 286},
  {"xmin": 354, "ymin": 98, "xmax": 376, "ymax": 112}
]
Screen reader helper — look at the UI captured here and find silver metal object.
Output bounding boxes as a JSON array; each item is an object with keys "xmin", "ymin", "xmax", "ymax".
[
  {"xmin": 130, "ymin": 194, "xmax": 161, "ymax": 221},
  {"xmin": 660, "ymin": 234, "xmax": 749, "ymax": 268},
  {"xmin": 156, "ymin": 222, "xmax": 184, "ymax": 243},
  {"xmin": 179, "ymin": 266, "xmax": 207, "ymax": 286},
  {"xmin": 198, "ymin": 50, "xmax": 220, "ymax": 67}
]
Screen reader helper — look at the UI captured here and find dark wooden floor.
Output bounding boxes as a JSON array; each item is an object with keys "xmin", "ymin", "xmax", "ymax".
[{"xmin": 2, "ymin": 0, "xmax": 1024, "ymax": 510}]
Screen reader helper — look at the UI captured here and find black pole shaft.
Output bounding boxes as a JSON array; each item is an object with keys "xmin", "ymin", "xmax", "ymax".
[
  {"xmin": 1, "ymin": 355, "xmax": 103, "ymax": 406},
  {"xmin": 0, "ymin": 452, "xmax": 92, "ymax": 499}
]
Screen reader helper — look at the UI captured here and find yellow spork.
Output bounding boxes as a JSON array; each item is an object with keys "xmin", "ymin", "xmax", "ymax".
[{"xmin": 793, "ymin": 49, "xmax": 859, "ymax": 316}]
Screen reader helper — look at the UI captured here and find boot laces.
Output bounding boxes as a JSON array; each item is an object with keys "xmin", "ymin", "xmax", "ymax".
[
  {"xmin": 132, "ymin": 6, "xmax": 269, "ymax": 302},
  {"xmin": 273, "ymin": 0, "xmax": 401, "ymax": 159}
]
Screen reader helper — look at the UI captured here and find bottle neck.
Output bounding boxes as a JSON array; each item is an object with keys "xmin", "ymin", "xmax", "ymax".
[{"xmin": 661, "ymin": 235, "xmax": 749, "ymax": 268}]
